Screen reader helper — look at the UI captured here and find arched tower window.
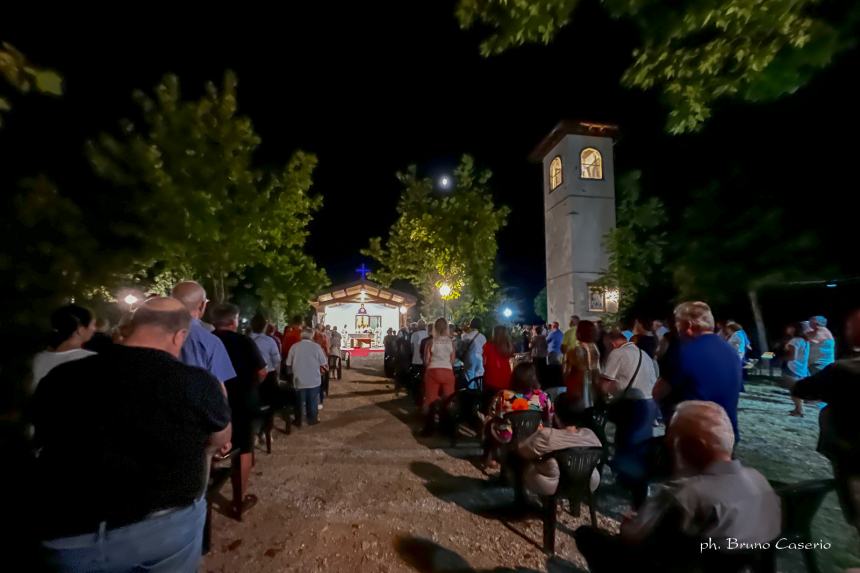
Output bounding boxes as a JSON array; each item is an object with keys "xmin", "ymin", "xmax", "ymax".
[
  {"xmin": 549, "ymin": 156, "xmax": 563, "ymax": 190},
  {"xmin": 580, "ymin": 148, "xmax": 603, "ymax": 180}
]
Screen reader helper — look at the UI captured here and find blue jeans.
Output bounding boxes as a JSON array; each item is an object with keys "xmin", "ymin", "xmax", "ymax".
[
  {"xmin": 464, "ymin": 359, "xmax": 484, "ymax": 389},
  {"xmin": 42, "ymin": 496, "xmax": 206, "ymax": 573},
  {"xmin": 297, "ymin": 387, "xmax": 319, "ymax": 424}
]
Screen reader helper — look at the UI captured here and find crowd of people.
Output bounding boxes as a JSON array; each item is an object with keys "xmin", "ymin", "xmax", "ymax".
[
  {"xmin": 21, "ymin": 285, "xmax": 860, "ymax": 571},
  {"xmin": 385, "ymin": 302, "xmax": 860, "ymax": 571},
  {"xmin": 24, "ymin": 281, "xmax": 348, "ymax": 571}
]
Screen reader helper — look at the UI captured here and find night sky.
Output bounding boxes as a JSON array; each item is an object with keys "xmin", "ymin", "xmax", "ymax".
[{"xmin": 3, "ymin": 3, "xmax": 858, "ymax": 323}]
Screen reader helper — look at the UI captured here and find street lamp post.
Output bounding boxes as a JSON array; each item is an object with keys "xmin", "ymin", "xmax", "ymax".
[{"xmin": 439, "ymin": 283, "xmax": 452, "ymax": 320}]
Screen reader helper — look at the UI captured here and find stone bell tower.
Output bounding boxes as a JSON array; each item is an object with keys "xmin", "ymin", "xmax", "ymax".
[{"xmin": 530, "ymin": 121, "xmax": 618, "ymax": 324}]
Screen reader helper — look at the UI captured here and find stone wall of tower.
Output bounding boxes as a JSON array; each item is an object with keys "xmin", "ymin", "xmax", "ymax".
[{"xmin": 542, "ymin": 133, "xmax": 616, "ymax": 324}]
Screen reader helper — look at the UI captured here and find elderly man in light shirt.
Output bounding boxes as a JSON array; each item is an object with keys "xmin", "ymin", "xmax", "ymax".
[
  {"xmin": 286, "ymin": 327, "xmax": 328, "ymax": 427},
  {"xmin": 411, "ymin": 320, "xmax": 429, "ymax": 366},
  {"xmin": 575, "ymin": 400, "xmax": 781, "ymax": 573}
]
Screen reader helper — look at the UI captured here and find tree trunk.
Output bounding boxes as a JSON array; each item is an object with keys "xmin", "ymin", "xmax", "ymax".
[{"xmin": 748, "ymin": 289, "xmax": 768, "ymax": 357}]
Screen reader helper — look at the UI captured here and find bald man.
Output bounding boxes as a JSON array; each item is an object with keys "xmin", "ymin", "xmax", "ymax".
[
  {"xmin": 32, "ymin": 297, "xmax": 232, "ymax": 572},
  {"xmin": 575, "ymin": 400, "xmax": 780, "ymax": 573},
  {"xmin": 171, "ymin": 280, "xmax": 236, "ymax": 383}
]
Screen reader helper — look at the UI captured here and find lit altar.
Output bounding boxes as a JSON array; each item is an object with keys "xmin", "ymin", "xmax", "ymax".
[{"xmin": 310, "ymin": 271, "xmax": 416, "ymax": 350}]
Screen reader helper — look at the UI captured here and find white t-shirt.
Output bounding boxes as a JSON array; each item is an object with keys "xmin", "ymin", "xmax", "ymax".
[
  {"xmin": 411, "ymin": 330, "xmax": 429, "ymax": 365},
  {"xmin": 603, "ymin": 342, "xmax": 657, "ymax": 400},
  {"xmin": 286, "ymin": 339, "xmax": 327, "ymax": 389},
  {"xmin": 31, "ymin": 349, "xmax": 96, "ymax": 391},
  {"xmin": 427, "ymin": 336, "xmax": 454, "ymax": 370}
]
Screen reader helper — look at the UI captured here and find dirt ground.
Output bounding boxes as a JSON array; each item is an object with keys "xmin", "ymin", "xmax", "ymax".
[
  {"xmin": 202, "ymin": 355, "xmax": 609, "ymax": 573},
  {"xmin": 202, "ymin": 357, "xmax": 859, "ymax": 573}
]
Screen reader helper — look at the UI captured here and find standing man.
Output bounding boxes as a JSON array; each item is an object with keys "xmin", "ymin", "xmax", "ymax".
[
  {"xmin": 808, "ymin": 315, "xmax": 836, "ymax": 375},
  {"xmin": 212, "ymin": 304, "xmax": 266, "ymax": 517},
  {"xmin": 546, "ymin": 321, "xmax": 564, "ymax": 365},
  {"xmin": 383, "ymin": 328, "xmax": 397, "ymax": 378},
  {"xmin": 286, "ymin": 327, "xmax": 328, "ymax": 427},
  {"xmin": 561, "ymin": 315, "xmax": 580, "ymax": 354},
  {"xmin": 313, "ymin": 325, "xmax": 331, "ymax": 404},
  {"xmin": 171, "ymin": 281, "xmax": 236, "ymax": 384},
  {"xmin": 33, "ymin": 298, "xmax": 231, "ymax": 571},
  {"xmin": 329, "ymin": 325, "xmax": 343, "ymax": 378},
  {"xmin": 250, "ymin": 313, "xmax": 281, "ymax": 379},
  {"xmin": 460, "ymin": 318, "xmax": 487, "ymax": 386},
  {"xmin": 793, "ymin": 309, "xmax": 860, "ymax": 537},
  {"xmin": 653, "ymin": 301, "xmax": 743, "ymax": 441},
  {"xmin": 411, "ymin": 320, "xmax": 429, "ymax": 367},
  {"xmin": 280, "ymin": 315, "xmax": 304, "ymax": 367},
  {"xmin": 251, "ymin": 313, "xmax": 283, "ymax": 433},
  {"xmin": 599, "ymin": 329, "xmax": 659, "ymax": 507}
]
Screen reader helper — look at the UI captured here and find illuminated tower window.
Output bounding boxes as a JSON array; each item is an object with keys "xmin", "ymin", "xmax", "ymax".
[
  {"xmin": 549, "ymin": 156, "xmax": 563, "ymax": 190},
  {"xmin": 580, "ymin": 148, "xmax": 603, "ymax": 180}
]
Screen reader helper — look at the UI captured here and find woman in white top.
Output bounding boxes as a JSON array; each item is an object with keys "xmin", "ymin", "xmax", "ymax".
[
  {"xmin": 421, "ymin": 317, "xmax": 455, "ymax": 435},
  {"xmin": 31, "ymin": 304, "xmax": 97, "ymax": 391},
  {"xmin": 783, "ymin": 321, "xmax": 810, "ymax": 417}
]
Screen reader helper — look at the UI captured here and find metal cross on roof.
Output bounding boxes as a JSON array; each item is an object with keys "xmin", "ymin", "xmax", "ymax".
[{"xmin": 356, "ymin": 263, "xmax": 371, "ymax": 281}]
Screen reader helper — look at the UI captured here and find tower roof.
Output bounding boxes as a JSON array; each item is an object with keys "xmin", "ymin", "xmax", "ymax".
[{"xmin": 529, "ymin": 120, "xmax": 619, "ymax": 162}]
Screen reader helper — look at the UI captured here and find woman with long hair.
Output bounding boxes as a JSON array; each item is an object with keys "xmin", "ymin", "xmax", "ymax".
[
  {"xmin": 483, "ymin": 325, "xmax": 514, "ymax": 401},
  {"xmin": 31, "ymin": 304, "xmax": 97, "ymax": 390},
  {"xmin": 421, "ymin": 317, "xmax": 456, "ymax": 434},
  {"xmin": 784, "ymin": 322, "xmax": 810, "ymax": 417},
  {"xmin": 563, "ymin": 320, "xmax": 601, "ymax": 408},
  {"xmin": 483, "ymin": 362, "xmax": 553, "ymax": 468}
]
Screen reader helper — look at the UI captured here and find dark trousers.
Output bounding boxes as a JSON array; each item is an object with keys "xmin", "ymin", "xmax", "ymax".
[
  {"xmin": 320, "ymin": 373, "xmax": 329, "ymax": 403},
  {"xmin": 611, "ymin": 399, "xmax": 659, "ymax": 508}
]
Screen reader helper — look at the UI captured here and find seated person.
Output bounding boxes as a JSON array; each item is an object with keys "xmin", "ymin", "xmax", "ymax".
[
  {"xmin": 517, "ymin": 396, "xmax": 603, "ymax": 496},
  {"xmin": 574, "ymin": 400, "xmax": 781, "ymax": 573},
  {"xmin": 482, "ymin": 363, "xmax": 552, "ymax": 469}
]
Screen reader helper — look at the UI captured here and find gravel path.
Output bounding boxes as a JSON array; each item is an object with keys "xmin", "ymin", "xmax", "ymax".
[
  {"xmin": 202, "ymin": 358, "xmax": 860, "ymax": 572},
  {"xmin": 202, "ymin": 355, "xmax": 604, "ymax": 572}
]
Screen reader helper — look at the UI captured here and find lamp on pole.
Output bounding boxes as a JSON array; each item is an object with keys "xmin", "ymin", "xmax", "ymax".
[{"xmin": 439, "ymin": 282, "xmax": 452, "ymax": 320}]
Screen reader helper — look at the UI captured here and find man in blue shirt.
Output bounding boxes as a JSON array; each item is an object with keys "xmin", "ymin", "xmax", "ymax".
[
  {"xmin": 546, "ymin": 321, "xmax": 564, "ymax": 365},
  {"xmin": 171, "ymin": 281, "xmax": 236, "ymax": 383},
  {"xmin": 654, "ymin": 301, "xmax": 743, "ymax": 441}
]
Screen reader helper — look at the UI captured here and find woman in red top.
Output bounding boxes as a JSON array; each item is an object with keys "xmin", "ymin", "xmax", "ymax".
[
  {"xmin": 483, "ymin": 325, "xmax": 514, "ymax": 405},
  {"xmin": 563, "ymin": 320, "xmax": 601, "ymax": 409}
]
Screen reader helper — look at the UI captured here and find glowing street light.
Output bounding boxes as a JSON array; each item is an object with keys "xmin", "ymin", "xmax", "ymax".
[
  {"xmin": 123, "ymin": 294, "xmax": 139, "ymax": 306},
  {"xmin": 439, "ymin": 175, "xmax": 451, "ymax": 190},
  {"xmin": 439, "ymin": 282, "xmax": 452, "ymax": 319},
  {"xmin": 503, "ymin": 307, "xmax": 513, "ymax": 319},
  {"xmin": 399, "ymin": 306, "xmax": 408, "ymax": 314}
]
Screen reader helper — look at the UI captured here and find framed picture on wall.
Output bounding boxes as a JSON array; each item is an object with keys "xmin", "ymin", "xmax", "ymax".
[{"xmin": 588, "ymin": 285, "xmax": 606, "ymax": 312}]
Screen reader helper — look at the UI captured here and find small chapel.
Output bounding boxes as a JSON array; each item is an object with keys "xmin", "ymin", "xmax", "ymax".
[{"xmin": 310, "ymin": 265, "xmax": 416, "ymax": 350}]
